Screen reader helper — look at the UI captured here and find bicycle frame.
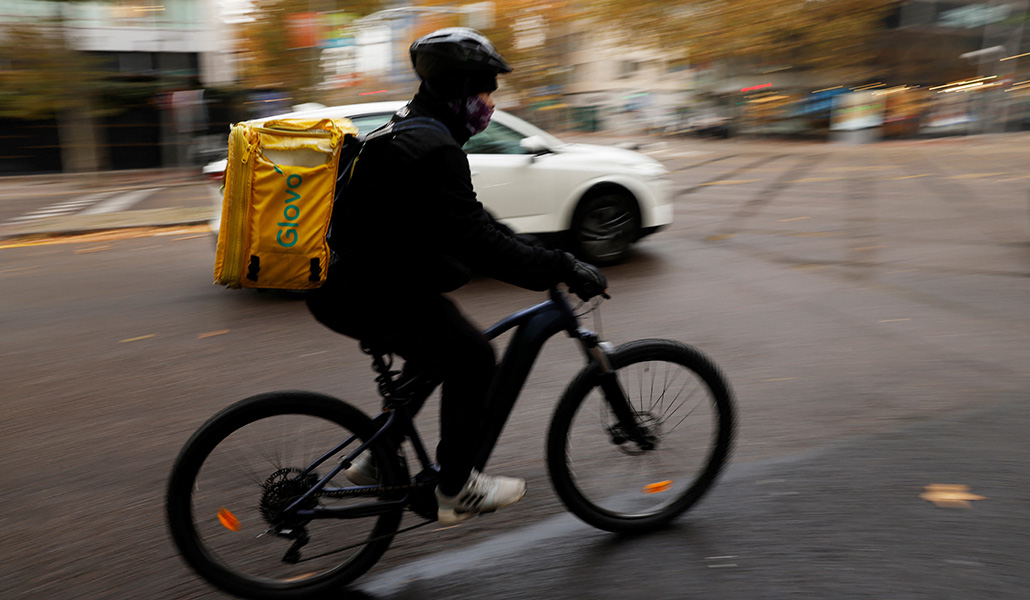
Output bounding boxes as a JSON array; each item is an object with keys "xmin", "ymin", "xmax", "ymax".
[
  {"xmin": 475, "ymin": 287, "xmax": 585, "ymax": 469},
  {"xmin": 284, "ymin": 288, "xmax": 644, "ymax": 522}
]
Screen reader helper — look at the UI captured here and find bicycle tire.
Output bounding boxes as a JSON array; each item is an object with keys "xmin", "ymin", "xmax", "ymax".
[
  {"xmin": 547, "ymin": 339, "xmax": 734, "ymax": 533},
  {"xmin": 166, "ymin": 391, "xmax": 404, "ymax": 599}
]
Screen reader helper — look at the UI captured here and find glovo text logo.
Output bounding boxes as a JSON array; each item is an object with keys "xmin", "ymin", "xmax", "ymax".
[{"xmin": 275, "ymin": 166, "xmax": 302, "ymax": 248}]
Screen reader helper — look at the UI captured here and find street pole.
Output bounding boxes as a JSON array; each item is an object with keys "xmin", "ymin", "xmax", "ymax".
[{"xmin": 998, "ymin": 0, "xmax": 1029, "ymax": 131}]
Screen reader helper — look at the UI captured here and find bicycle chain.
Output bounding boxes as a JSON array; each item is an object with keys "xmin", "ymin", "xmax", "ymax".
[{"xmin": 318, "ymin": 478, "xmax": 437, "ymax": 499}]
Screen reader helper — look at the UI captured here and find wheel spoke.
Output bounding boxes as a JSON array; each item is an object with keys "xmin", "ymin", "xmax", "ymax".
[
  {"xmin": 548, "ymin": 340, "xmax": 734, "ymax": 533},
  {"xmin": 167, "ymin": 393, "xmax": 404, "ymax": 597}
]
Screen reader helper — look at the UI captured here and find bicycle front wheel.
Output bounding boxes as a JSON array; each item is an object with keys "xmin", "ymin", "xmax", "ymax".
[
  {"xmin": 547, "ymin": 340, "xmax": 734, "ymax": 533},
  {"xmin": 166, "ymin": 392, "xmax": 404, "ymax": 600}
]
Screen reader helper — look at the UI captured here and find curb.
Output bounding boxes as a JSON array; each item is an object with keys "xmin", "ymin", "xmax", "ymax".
[{"xmin": 0, "ymin": 168, "xmax": 204, "ymax": 202}]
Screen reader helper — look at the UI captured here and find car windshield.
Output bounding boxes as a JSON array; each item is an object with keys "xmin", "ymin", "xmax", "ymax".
[
  {"xmin": 500, "ymin": 113, "xmax": 566, "ymax": 148},
  {"xmin": 347, "ymin": 114, "xmax": 394, "ymax": 136},
  {"xmin": 463, "ymin": 121, "xmax": 529, "ymax": 154}
]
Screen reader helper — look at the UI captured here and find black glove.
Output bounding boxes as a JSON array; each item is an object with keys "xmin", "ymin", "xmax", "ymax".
[{"xmin": 566, "ymin": 257, "xmax": 608, "ymax": 301}]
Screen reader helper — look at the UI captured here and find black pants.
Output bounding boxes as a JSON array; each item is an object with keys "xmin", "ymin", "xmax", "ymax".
[{"xmin": 306, "ymin": 282, "xmax": 495, "ymax": 495}]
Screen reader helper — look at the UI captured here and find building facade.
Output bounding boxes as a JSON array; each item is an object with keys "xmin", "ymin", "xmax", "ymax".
[{"xmin": 1, "ymin": 0, "xmax": 237, "ymax": 173}]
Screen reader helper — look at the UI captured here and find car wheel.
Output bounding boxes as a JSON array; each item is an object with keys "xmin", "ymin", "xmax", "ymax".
[{"xmin": 570, "ymin": 191, "xmax": 640, "ymax": 265}]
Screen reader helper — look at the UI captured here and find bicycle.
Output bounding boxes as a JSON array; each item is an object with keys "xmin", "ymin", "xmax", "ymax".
[{"xmin": 166, "ymin": 287, "xmax": 735, "ymax": 599}]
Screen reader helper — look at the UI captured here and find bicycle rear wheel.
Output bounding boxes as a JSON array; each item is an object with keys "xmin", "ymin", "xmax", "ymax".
[
  {"xmin": 166, "ymin": 392, "xmax": 404, "ymax": 599},
  {"xmin": 547, "ymin": 339, "xmax": 734, "ymax": 533}
]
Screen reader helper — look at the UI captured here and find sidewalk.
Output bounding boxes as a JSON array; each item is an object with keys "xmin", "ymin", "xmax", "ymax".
[
  {"xmin": 0, "ymin": 167, "xmax": 214, "ymax": 241},
  {"xmin": 0, "ymin": 166, "xmax": 201, "ymax": 198},
  {"xmin": 0, "ymin": 207, "xmax": 216, "ymax": 240}
]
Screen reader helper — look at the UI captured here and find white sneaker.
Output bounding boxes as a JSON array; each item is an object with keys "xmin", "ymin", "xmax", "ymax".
[
  {"xmin": 344, "ymin": 452, "xmax": 379, "ymax": 486},
  {"xmin": 436, "ymin": 469, "xmax": 526, "ymax": 526}
]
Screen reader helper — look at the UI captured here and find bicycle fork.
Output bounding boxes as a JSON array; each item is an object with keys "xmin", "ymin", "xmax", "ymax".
[{"xmin": 576, "ymin": 328, "xmax": 656, "ymax": 452}]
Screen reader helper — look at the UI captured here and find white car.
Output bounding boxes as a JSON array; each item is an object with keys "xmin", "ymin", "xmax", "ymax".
[{"xmin": 205, "ymin": 101, "xmax": 672, "ymax": 264}]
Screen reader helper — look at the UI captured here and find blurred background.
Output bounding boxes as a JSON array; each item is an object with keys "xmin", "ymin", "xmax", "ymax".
[
  {"xmin": 1, "ymin": 0, "xmax": 1029, "ymax": 176},
  {"xmin": 3, "ymin": 4, "xmax": 1029, "ymax": 598}
]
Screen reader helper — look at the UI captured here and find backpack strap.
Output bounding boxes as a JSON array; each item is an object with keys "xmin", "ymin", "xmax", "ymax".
[
  {"xmin": 391, "ymin": 117, "xmax": 451, "ymax": 137},
  {"xmin": 365, "ymin": 116, "xmax": 451, "ymax": 142}
]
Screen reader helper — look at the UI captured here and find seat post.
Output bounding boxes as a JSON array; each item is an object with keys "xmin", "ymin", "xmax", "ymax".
[{"xmin": 361, "ymin": 344, "xmax": 401, "ymax": 400}]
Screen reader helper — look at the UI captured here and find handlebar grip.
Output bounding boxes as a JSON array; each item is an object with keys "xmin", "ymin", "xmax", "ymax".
[{"xmin": 566, "ymin": 282, "xmax": 611, "ymax": 302}]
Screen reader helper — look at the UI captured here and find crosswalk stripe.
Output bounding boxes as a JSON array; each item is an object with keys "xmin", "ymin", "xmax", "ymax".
[
  {"xmin": 3, "ymin": 189, "xmax": 155, "ymax": 224},
  {"xmin": 79, "ymin": 188, "xmax": 159, "ymax": 215}
]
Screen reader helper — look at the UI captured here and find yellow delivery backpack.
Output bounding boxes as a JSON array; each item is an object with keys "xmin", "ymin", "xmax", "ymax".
[{"xmin": 213, "ymin": 117, "xmax": 359, "ymax": 290}]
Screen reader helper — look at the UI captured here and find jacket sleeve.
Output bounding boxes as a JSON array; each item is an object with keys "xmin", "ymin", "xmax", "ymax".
[{"xmin": 421, "ymin": 145, "xmax": 575, "ymax": 291}]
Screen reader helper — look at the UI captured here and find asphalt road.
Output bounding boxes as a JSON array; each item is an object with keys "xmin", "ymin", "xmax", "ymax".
[{"xmin": 1, "ymin": 133, "xmax": 1028, "ymax": 599}]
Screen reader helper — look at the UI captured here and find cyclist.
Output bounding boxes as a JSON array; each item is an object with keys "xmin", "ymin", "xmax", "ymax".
[{"xmin": 306, "ymin": 28, "xmax": 606, "ymax": 526}]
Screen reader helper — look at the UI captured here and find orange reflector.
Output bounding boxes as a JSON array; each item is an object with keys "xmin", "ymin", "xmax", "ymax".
[
  {"xmin": 218, "ymin": 507, "xmax": 241, "ymax": 532},
  {"xmin": 643, "ymin": 480, "xmax": 673, "ymax": 494}
]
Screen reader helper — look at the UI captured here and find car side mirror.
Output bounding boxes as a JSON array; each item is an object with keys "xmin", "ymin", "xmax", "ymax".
[{"xmin": 520, "ymin": 136, "xmax": 551, "ymax": 160}]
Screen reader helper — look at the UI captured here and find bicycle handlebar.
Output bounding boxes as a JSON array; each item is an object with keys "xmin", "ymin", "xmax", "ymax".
[{"xmin": 554, "ymin": 283, "xmax": 610, "ymax": 303}]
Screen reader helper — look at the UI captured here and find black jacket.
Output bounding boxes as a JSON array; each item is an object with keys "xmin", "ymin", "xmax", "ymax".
[{"xmin": 327, "ymin": 85, "xmax": 575, "ymax": 294}]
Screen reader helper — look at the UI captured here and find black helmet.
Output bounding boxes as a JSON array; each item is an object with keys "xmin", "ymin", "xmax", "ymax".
[{"xmin": 410, "ymin": 27, "xmax": 513, "ymax": 81}]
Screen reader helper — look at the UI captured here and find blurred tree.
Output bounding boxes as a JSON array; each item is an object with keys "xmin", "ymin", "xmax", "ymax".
[
  {"xmin": 232, "ymin": 0, "xmax": 897, "ymax": 107},
  {"xmin": 433, "ymin": 0, "xmax": 894, "ymax": 81},
  {"xmin": 414, "ymin": 0, "xmax": 579, "ymax": 106},
  {"xmin": 236, "ymin": 0, "xmax": 387, "ymax": 103},
  {"xmin": 676, "ymin": 0, "xmax": 897, "ymax": 79},
  {"xmin": 0, "ymin": 16, "xmax": 111, "ymax": 173}
]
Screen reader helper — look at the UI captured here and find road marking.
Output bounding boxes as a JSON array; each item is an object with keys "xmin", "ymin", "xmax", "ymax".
[
  {"xmin": 120, "ymin": 334, "xmax": 156, "ymax": 343},
  {"xmin": 0, "ymin": 225, "xmax": 211, "ymax": 249},
  {"xmin": 778, "ymin": 216, "xmax": 810, "ymax": 222},
  {"xmin": 882, "ymin": 174, "xmax": 930, "ymax": 181},
  {"xmin": 945, "ymin": 560, "xmax": 984, "ymax": 567},
  {"xmin": 827, "ymin": 166, "xmax": 893, "ymax": 172},
  {"xmin": 787, "ymin": 177, "xmax": 840, "ymax": 183},
  {"xmin": 698, "ymin": 179, "xmax": 762, "ymax": 186},
  {"xmin": 79, "ymin": 188, "xmax": 160, "ymax": 215},
  {"xmin": 198, "ymin": 330, "xmax": 231, "ymax": 339},
  {"xmin": 49, "ymin": 199, "xmax": 98, "ymax": 210},
  {"xmin": 944, "ymin": 173, "xmax": 1006, "ymax": 180},
  {"xmin": 878, "ymin": 318, "xmax": 911, "ymax": 323},
  {"xmin": 5, "ymin": 187, "xmax": 158, "ymax": 224},
  {"xmin": 74, "ymin": 245, "xmax": 112, "ymax": 254},
  {"xmin": 4, "ymin": 192, "xmax": 119, "ymax": 222}
]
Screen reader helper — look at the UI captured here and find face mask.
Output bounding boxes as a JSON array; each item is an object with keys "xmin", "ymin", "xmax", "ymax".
[{"xmin": 450, "ymin": 95, "xmax": 494, "ymax": 135}]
